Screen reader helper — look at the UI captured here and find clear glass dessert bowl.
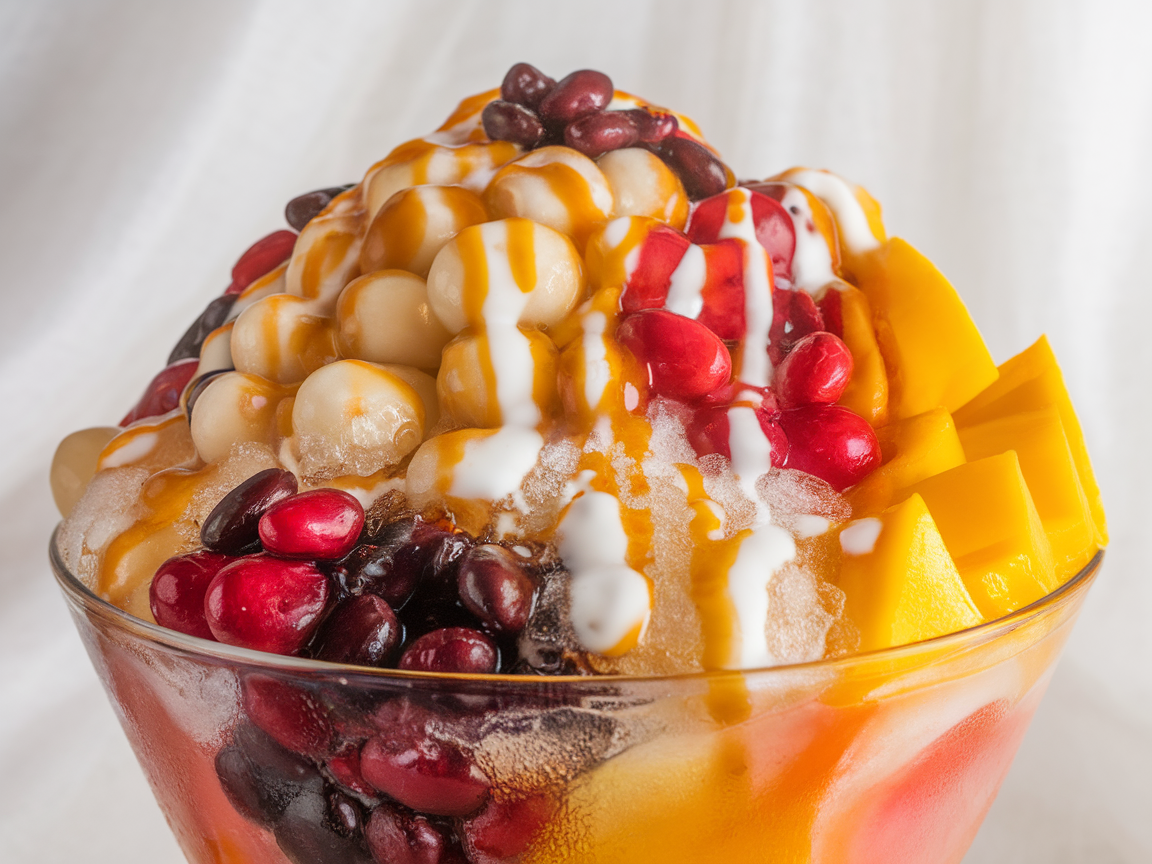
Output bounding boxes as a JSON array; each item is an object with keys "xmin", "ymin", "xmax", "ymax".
[{"xmin": 51, "ymin": 527, "xmax": 1103, "ymax": 864}]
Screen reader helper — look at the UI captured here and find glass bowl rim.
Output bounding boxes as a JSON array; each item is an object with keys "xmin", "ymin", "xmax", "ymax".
[{"xmin": 50, "ymin": 524, "xmax": 1103, "ymax": 686}]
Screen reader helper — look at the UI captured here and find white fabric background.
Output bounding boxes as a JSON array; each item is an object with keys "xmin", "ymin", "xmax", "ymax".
[{"xmin": 1, "ymin": 1, "xmax": 1150, "ymax": 861}]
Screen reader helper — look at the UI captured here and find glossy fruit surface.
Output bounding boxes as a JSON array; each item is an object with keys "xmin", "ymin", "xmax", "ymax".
[
  {"xmin": 201, "ymin": 468, "xmax": 299, "ymax": 554},
  {"xmin": 778, "ymin": 404, "xmax": 881, "ymax": 491},
  {"xmin": 616, "ymin": 309, "xmax": 732, "ymax": 401},
  {"xmin": 149, "ymin": 550, "xmax": 232, "ymax": 640},
  {"xmin": 259, "ymin": 489, "xmax": 365, "ymax": 561},
  {"xmin": 775, "ymin": 331, "xmax": 854, "ymax": 407}
]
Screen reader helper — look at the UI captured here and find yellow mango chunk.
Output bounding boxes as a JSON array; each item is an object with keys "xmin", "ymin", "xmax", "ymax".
[
  {"xmin": 846, "ymin": 406, "xmax": 966, "ymax": 516},
  {"xmin": 910, "ymin": 452, "xmax": 1058, "ymax": 620},
  {"xmin": 829, "ymin": 284, "xmax": 889, "ymax": 426},
  {"xmin": 953, "ymin": 336, "xmax": 1107, "ymax": 546},
  {"xmin": 857, "ymin": 239, "xmax": 998, "ymax": 420},
  {"xmin": 838, "ymin": 494, "xmax": 983, "ymax": 652},
  {"xmin": 958, "ymin": 406, "xmax": 1095, "ymax": 582}
]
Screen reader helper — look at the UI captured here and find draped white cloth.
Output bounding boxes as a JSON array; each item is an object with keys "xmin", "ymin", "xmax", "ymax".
[{"xmin": 2, "ymin": 1, "xmax": 1150, "ymax": 860}]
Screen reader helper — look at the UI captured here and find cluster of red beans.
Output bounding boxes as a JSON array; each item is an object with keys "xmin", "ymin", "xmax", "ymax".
[{"xmin": 482, "ymin": 63, "xmax": 731, "ymax": 201}]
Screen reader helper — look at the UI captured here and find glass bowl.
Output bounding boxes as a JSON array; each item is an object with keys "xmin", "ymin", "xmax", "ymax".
[{"xmin": 51, "ymin": 528, "xmax": 1103, "ymax": 864}]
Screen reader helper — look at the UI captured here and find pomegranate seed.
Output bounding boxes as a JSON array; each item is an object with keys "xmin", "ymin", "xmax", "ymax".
[
  {"xmin": 326, "ymin": 746, "xmax": 376, "ymax": 797},
  {"xmin": 215, "ymin": 721, "xmax": 323, "ymax": 826},
  {"xmin": 228, "ymin": 229, "xmax": 297, "ymax": 296},
  {"xmin": 361, "ymin": 729, "xmax": 490, "ymax": 817},
  {"xmin": 149, "ymin": 550, "xmax": 232, "ymax": 639},
  {"xmin": 201, "ymin": 468, "xmax": 299, "ymax": 555},
  {"xmin": 618, "ymin": 224, "xmax": 692, "ymax": 314},
  {"xmin": 616, "ymin": 309, "xmax": 732, "ymax": 402},
  {"xmin": 537, "ymin": 69, "xmax": 613, "ymax": 127},
  {"xmin": 460, "ymin": 793, "xmax": 557, "ymax": 864},
  {"xmin": 259, "ymin": 489, "xmax": 366, "ymax": 561},
  {"xmin": 654, "ymin": 137, "xmax": 730, "ymax": 200},
  {"xmin": 816, "ymin": 288, "xmax": 845, "ymax": 338},
  {"xmin": 168, "ymin": 294, "xmax": 237, "ymax": 364},
  {"xmin": 241, "ymin": 673, "xmax": 334, "ymax": 757},
  {"xmin": 695, "ymin": 238, "xmax": 747, "ymax": 340},
  {"xmin": 758, "ymin": 413, "xmax": 791, "ymax": 467},
  {"xmin": 687, "ymin": 189, "xmax": 795, "ymax": 283},
  {"xmin": 687, "ymin": 401, "xmax": 788, "ymax": 467},
  {"xmin": 775, "ymin": 331, "xmax": 854, "ymax": 408},
  {"xmin": 120, "ymin": 358, "xmax": 199, "ymax": 426},
  {"xmin": 313, "ymin": 594, "xmax": 401, "ymax": 667},
  {"xmin": 456, "ymin": 545, "xmax": 535, "ymax": 633},
  {"xmin": 205, "ymin": 555, "xmax": 330, "ymax": 655},
  {"xmin": 777, "ymin": 404, "xmax": 880, "ymax": 491},
  {"xmin": 500, "ymin": 62, "xmax": 556, "ymax": 109},
  {"xmin": 399, "ymin": 628, "xmax": 498, "ymax": 674},
  {"xmin": 564, "ymin": 110, "xmax": 639, "ymax": 158},
  {"xmin": 769, "ymin": 288, "xmax": 826, "ymax": 365},
  {"xmin": 481, "ymin": 100, "xmax": 545, "ymax": 148},
  {"xmin": 285, "ymin": 185, "xmax": 352, "ymax": 232},
  {"xmin": 622, "ymin": 108, "xmax": 678, "ymax": 143},
  {"xmin": 365, "ymin": 805, "xmax": 451, "ymax": 864}
]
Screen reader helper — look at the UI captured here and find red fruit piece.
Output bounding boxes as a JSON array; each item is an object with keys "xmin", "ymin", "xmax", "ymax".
[
  {"xmin": 457, "ymin": 545, "xmax": 535, "ymax": 634},
  {"xmin": 695, "ymin": 238, "xmax": 747, "ymax": 340},
  {"xmin": 769, "ymin": 288, "xmax": 826, "ymax": 365},
  {"xmin": 775, "ymin": 331, "xmax": 854, "ymax": 408},
  {"xmin": 120, "ymin": 358, "xmax": 199, "ymax": 426},
  {"xmin": 398, "ymin": 627, "xmax": 499, "ymax": 675},
  {"xmin": 777, "ymin": 404, "xmax": 880, "ymax": 492},
  {"xmin": 241, "ymin": 673, "xmax": 334, "ymax": 757},
  {"xmin": 360, "ymin": 730, "xmax": 490, "ymax": 817},
  {"xmin": 616, "ymin": 309, "xmax": 732, "ymax": 402},
  {"xmin": 258, "ymin": 489, "xmax": 365, "ymax": 561},
  {"xmin": 204, "ymin": 555, "xmax": 329, "ymax": 655},
  {"xmin": 312, "ymin": 594, "xmax": 401, "ymax": 667},
  {"xmin": 149, "ymin": 550, "xmax": 232, "ymax": 640},
  {"xmin": 365, "ymin": 804, "xmax": 452, "ymax": 864},
  {"xmin": 326, "ymin": 746, "xmax": 376, "ymax": 797},
  {"xmin": 619, "ymin": 224, "xmax": 692, "ymax": 313},
  {"xmin": 688, "ymin": 188, "xmax": 796, "ymax": 283},
  {"xmin": 687, "ymin": 401, "xmax": 788, "ymax": 467},
  {"xmin": 816, "ymin": 288, "xmax": 845, "ymax": 339},
  {"xmin": 227, "ymin": 229, "xmax": 297, "ymax": 296},
  {"xmin": 460, "ymin": 793, "xmax": 558, "ymax": 864},
  {"xmin": 201, "ymin": 468, "xmax": 299, "ymax": 555}
]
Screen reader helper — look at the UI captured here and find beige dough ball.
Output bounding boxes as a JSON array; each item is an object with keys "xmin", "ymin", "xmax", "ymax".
[
  {"xmin": 360, "ymin": 185, "xmax": 488, "ymax": 278},
  {"xmin": 437, "ymin": 328, "xmax": 559, "ymax": 428},
  {"xmin": 231, "ymin": 294, "xmax": 338, "ymax": 385},
  {"xmin": 336, "ymin": 271, "xmax": 452, "ymax": 370},
  {"xmin": 190, "ymin": 372, "xmax": 290, "ymax": 465},
  {"xmin": 50, "ymin": 426, "xmax": 121, "ymax": 517},
  {"xmin": 597, "ymin": 148, "xmax": 688, "ymax": 229}
]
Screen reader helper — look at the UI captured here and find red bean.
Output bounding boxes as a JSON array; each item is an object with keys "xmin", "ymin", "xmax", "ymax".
[
  {"xmin": 774, "ymin": 331, "xmax": 854, "ymax": 408},
  {"xmin": 481, "ymin": 100, "xmax": 545, "ymax": 148},
  {"xmin": 500, "ymin": 62, "xmax": 556, "ymax": 109},
  {"xmin": 149, "ymin": 550, "xmax": 232, "ymax": 639},
  {"xmin": 616, "ymin": 309, "xmax": 733, "ymax": 402},
  {"xmin": 325, "ymin": 746, "xmax": 376, "ymax": 798},
  {"xmin": 241, "ymin": 673, "xmax": 334, "ymax": 757},
  {"xmin": 120, "ymin": 358, "xmax": 200, "ymax": 426},
  {"xmin": 365, "ymin": 804, "xmax": 452, "ymax": 864},
  {"xmin": 537, "ymin": 69, "xmax": 613, "ymax": 126},
  {"xmin": 460, "ymin": 793, "xmax": 556, "ymax": 864},
  {"xmin": 204, "ymin": 555, "xmax": 329, "ymax": 655},
  {"xmin": 285, "ymin": 185, "xmax": 352, "ymax": 232},
  {"xmin": 312, "ymin": 594, "xmax": 401, "ymax": 667},
  {"xmin": 168, "ymin": 294, "xmax": 237, "ymax": 364},
  {"xmin": 623, "ymin": 108, "xmax": 679, "ymax": 143},
  {"xmin": 564, "ymin": 110, "xmax": 639, "ymax": 157},
  {"xmin": 228, "ymin": 229, "xmax": 297, "ymax": 295},
  {"xmin": 201, "ymin": 468, "xmax": 299, "ymax": 555},
  {"xmin": 398, "ymin": 628, "xmax": 498, "ymax": 675},
  {"xmin": 360, "ymin": 731, "xmax": 490, "ymax": 816},
  {"xmin": 457, "ymin": 545, "xmax": 535, "ymax": 634},
  {"xmin": 777, "ymin": 404, "xmax": 880, "ymax": 491},
  {"xmin": 259, "ymin": 489, "xmax": 365, "ymax": 561},
  {"xmin": 655, "ymin": 137, "xmax": 731, "ymax": 201}
]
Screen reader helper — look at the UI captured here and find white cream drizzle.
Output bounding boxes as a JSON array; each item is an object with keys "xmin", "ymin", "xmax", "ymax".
[
  {"xmin": 840, "ymin": 517, "xmax": 884, "ymax": 555},
  {"xmin": 664, "ymin": 243, "xmax": 707, "ymax": 319},
  {"xmin": 785, "ymin": 169, "xmax": 880, "ymax": 257},
  {"xmin": 580, "ymin": 310, "xmax": 611, "ymax": 412},
  {"xmin": 725, "ymin": 523, "xmax": 797, "ymax": 668},
  {"xmin": 779, "ymin": 186, "xmax": 837, "ymax": 294},
  {"xmin": 449, "ymin": 426, "xmax": 545, "ymax": 501},
  {"xmin": 99, "ymin": 431, "xmax": 158, "ymax": 469}
]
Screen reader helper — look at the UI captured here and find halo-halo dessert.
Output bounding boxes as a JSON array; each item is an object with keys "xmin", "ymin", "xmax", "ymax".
[{"xmin": 51, "ymin": 63, "xmax": 1106, "ymax": 864}]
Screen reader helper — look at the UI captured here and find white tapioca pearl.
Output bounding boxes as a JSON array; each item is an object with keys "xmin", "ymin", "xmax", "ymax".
[
  {"xmin": 227, "ymin": 263, "xmax": 287, "ymax": 322},
  {"xmin": 336, "ymin": 271, "xmax": 452, "ymax": 370},
  {"xmin": 426, "ymin": 218, "xmax": 585, "ymax": 334},
  {"xmin": 374, "ymin": 364, "xmax": 440, "ymax": 433},
  {"xmin": 364, "ymin": 139, "xmax": 519, "ymax": 220},
  {"xmin": 230, "ymin": 293, "xmax": 338, "ymax": 385},
  {"xmin": 190, "ymin": 372, "xmax": 290, "ymax": 465},
  {"xmin": 484, "ymin": 146, "xmax": 614, "ymax": 248},
  {"xmin": 360, "ymin": 185, "xmax": 488, "ymax": 279},
  {"xmin": 437, "ymin": 328, "xmax": 559, "ymax": 428},
  {"xmin": 50, "ymin": 426, "xmax": 120, "ymax": 517},
  {"xmin": 291, "ymin": 359, "xmax": 425, "ymax": 478},
  {"xmin": 597, "ymin": 148, "xmax": 688, "ymax": 229},
  {"xmin": 195, "ymin": 321, "xmax": 234, "ymax": 380},
  {"xmin": 284, "ymin": 209, "xmax": 365, "ymax": 312}
]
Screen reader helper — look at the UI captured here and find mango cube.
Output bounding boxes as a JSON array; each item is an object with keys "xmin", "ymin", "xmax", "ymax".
[
  {"xmin": 838, "ymin": 494, "xmax": 983, "ymax": 652},
  {"xmin": 832, "ymin": 284, "xmax": 889, "ymax": 427},
  {"xmin": 953, "ymin": 336, "xmax": 1107, "ymax": 546},
  {"xmin": 857, "ymin": 239, "xmax": 998, "ymax": 420},
  {"xmin": 958, "ymin": 406, "xmax": 1095, "ymax": 581},
  {"xmin": 910, "ymin": 452, "xmax": 1058, "ymax": 619}
]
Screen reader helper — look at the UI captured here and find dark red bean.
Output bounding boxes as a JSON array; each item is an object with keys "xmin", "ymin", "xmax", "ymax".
[
  {"xmin": 655, "ymin": 137, "xmax": 731, "ymax": 201},
  {"xmin": 259, "ymin": 489, "xmax": 365, "ymax": 561},
  {"xmin": 537, "ymin": 69, "xmax": 614, "ymax": 127},
  {"xmin": 274, "ymin": 787, "xmax": 374, "ymax": 864},
  {"xmin": 201, "ymin": 468, "xmax": 299, "ymax": 555},
  {"xmin": 241, "ymin": 674, "xmax": 334, "ymax": 757},
  {"xmin": 399, "ymin": 628, "xmax": 498, "ymax": 675},
  {"xmin": 325, "ymin": 746, "xmax": 376, "ymax": 798},
  {"xmin": 365, "ymin": 805, "xmax": 451, "ymax": 864},
  {"xmin": 768, "ymin": 287, "xmax": 826, "ymax": 365},
  {"xmin": 313, "ymin": 594, "xmax": 401, "ymax": 667},
  {"xmin": 774, "ymin": 331, "xmax": 854, "ymax": 408},
  {"xmin": 457, "ymin": 545, "xmax": 535, "ymax": 633},
  {"xmin": 149, "ymin": 550, "xmax": 232, "ymax": 640},
  {"xmin": 285, "ymin": 185, "xmax": 354, "ymax": 232},
  {"xmin": 205, "ymin": 555, "xmax": 330, "ymax": 655},
  {"xmin": 120, "ymin": 358, "xmax": 200, "ymax": 426},
  {"xmin": 500, "ymin": 62, "xmax": 556, "ymax": 109},
  {"xmin": 623, "ymin": 108, "xmax": 679, "ymax": 143},
  {"xmin": 168, "ymin": 294, "xmax": 238, "ymax": 364},
  {"xmin": 616, "ymin": 309, "xmax": 733, "ymax": 402},
  {"xmin": 564, "ymin": 111, "xmax": 639, "ymax": 158},
  {"xmin": 215, "ymin": 721, "xmax": 323, "ymax": 827},
  {"xmin": 360, "ymin": 731, "xmax": 490, "ymax": 816},
  {"xmin": 325, "ymin": 789, "xmax": 364, "ymax": 838},
  {"xmin": 337, "ymin": 541, "xmax": 421, "ymax": 608},
  {"xmin": 777, "ymin": 404, "xmax": 881, "ymax": 492},
  {"xmin": 228, "ymin": 229, "xmax": 297, "ymax": 296},
  {"xmin": 460, "ymin": 793, "xmax": 557, "ymax": 864},
  {"xmin": 481, "ymin": 100, "xmax": 545, "ymax": 148}
]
